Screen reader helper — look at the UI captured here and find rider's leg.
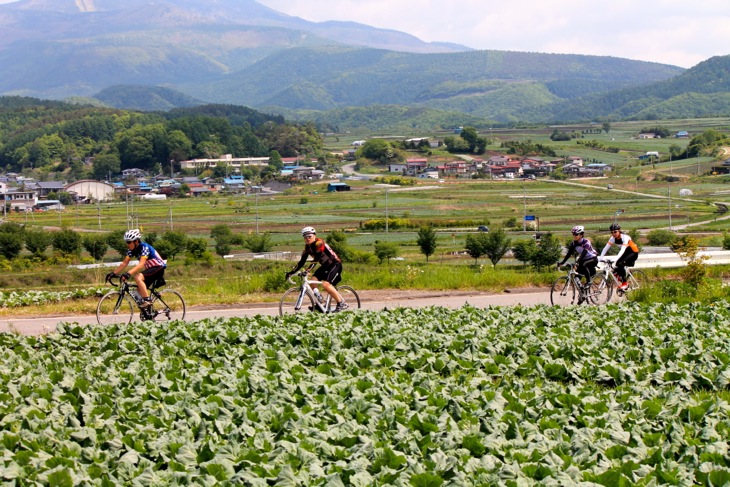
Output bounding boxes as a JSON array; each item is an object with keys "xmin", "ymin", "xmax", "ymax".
[
  {"xmin": 133, "ymin": 273, "xmax": 149, "ymax": 298},
  {"xmin": 318, "ymin": 263, "xmax": 346, "ymax": 304}
]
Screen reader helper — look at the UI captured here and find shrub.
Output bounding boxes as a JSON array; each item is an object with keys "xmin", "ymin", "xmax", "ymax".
[
  {"xmin": 106, "ymin": 230, "xmax": 128, "ymax": 258},
  {"xmin": 52, "ymin": 229, "xmax": 82, "ymax": 257},
  {"xmin": 186, "ymin": 237, "xmax": 209, "ymax": 259},
  {"xmin": 82, "ymin": 234, "xmax": 109, "ymax": 261},
  {"xmin": 374, "ymin": 241, "xmax": 399, "ymax": 264},
  {"xmin": 24, "ymin": 229, "xmax": 53, "ymax": 258},
  {"xmin": 0, "ymin": 232, "xmax": 24, "ymax": 260},
  {"xmin": 158, "ymin": 231, "xmax": 189, "ymax": 260},
  {"xmin": 723, "ymin": 232, "xmax": 730, "ymax": 250},
  {"xmin": 326, "ymin": 230, "xmax": 353, "ymax": 262},
  {"xmin": 243, "ymin": 232, "xmax": 273, "ymax": 253},
  {"xmin": 646, "ymin": 229, "xmax": 677, "ymax": 246}
]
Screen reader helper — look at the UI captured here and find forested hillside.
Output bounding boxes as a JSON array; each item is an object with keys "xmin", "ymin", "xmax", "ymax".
[
  {"xmin": 193, "ymin": 47, "xmax": 682, "ymax": 113},
  {"xmin": 0, "ymin": 98, "xmax": 319, "ymax": 179}
]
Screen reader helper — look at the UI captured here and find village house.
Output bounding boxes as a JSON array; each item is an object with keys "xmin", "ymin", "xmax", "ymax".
[{"xmin": 179, "ymin": 154, "xmax": 269, "ymax": 172}]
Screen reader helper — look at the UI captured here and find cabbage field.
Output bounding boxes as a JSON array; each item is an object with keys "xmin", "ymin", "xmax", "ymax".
[{"xmin": 2, "ymin": 302, "xmax": 730, "ymax": 485}]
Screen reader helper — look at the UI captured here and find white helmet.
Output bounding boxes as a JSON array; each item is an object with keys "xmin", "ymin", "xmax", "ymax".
[
  {"xmin": 124, "ymin": 229, "xmax": 141, "ymax": 242},
  {"xmin": 571, "ymin": 225, "xmax": 585, "ymax": 236},
  {"xmin": 301, "ymin": 226, "xmax": 316, "ymax": 236}
]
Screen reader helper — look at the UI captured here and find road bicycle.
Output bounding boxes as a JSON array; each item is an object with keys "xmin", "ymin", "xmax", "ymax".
[
  {"xmin": 597, "ymin": 258, "xmax": 647, "ymax": 301},
  {"xmin": 279, "ymin": 271, "xmax": 360, "ymax": 316},
  {"xmin": 551, "ymin": 262, "xmax": 610, "ymax": 306},
  {"xmin": 97, "ymin": 274, "xmax": 186, "ymax": 325}
]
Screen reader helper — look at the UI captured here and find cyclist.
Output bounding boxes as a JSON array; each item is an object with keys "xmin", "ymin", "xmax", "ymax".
[
  {"xmin": 285, "ymin": 226, "xmax": 348, "ymax": 312},
  {"xmin": 556, "ymin": 225, "xmax": 599, "ymax": 288},
  {"xmin": 599, "ymin": 223, "xmax": 639, "ymax": 290},
  {"xmin": 106, "ymin": 229, "xmax": 166, "ymax": 308}
]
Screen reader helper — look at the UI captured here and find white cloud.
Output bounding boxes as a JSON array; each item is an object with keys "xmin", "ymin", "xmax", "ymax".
[{"xmin": 257, "ymin": 0, "xmax": 730, "ymax": 68}]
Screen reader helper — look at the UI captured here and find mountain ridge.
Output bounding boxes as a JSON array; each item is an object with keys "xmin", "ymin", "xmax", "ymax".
[{"xmin": 2, "ymin": 0, "xmax": 727, "ymax": 125}]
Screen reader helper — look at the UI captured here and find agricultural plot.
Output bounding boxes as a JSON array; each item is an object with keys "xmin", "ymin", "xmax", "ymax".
[{"xmin": 2, "ymin": 303, "xmax": 730, "ymax": 485}]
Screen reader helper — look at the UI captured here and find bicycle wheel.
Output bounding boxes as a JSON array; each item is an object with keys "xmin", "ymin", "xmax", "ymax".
[
  {"xmin": 588, "ymin": 274, "xmax": 611, "ymax": 305},
  {"xmin": 550, "ymin": 276, "xmax": 575, "ymax": 306},
  {"xmin": 329, "ymin": 285, "xmax": 361, "ymax": 312},
  {"xmin": 150, "ymin": 289, "xmax": 186, "ymax": 322},
  {"xmin": 280, "ymin": 287, "xmax": 314, "ymax": 316},
  {"xmin": 97, "ymin": 291, "xmax": 135, "ymax": 326}
]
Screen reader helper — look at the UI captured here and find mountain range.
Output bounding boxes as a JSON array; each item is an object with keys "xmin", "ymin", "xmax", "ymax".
[{"xmin": 0, "ymin": 0, "xmax": 728, "ymax": 128}]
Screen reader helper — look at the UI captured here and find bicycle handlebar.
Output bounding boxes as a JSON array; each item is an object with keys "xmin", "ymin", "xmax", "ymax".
[{"xmin": 105, "ymin": 273, "xmax": 122, "ymax": 286}]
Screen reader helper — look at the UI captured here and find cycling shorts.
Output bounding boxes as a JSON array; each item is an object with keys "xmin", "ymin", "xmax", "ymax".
[{"xmin": 314, "ymin": 262, "xmax": 342, "ymax": 287}]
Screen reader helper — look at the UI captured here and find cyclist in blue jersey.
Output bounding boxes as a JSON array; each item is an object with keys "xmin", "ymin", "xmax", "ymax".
[
  {"xmin": 556, "ymin": 225, "xmax": 599, "ymax": 287},
  {"xmin": 107, "ymin": 229, "xmax": 166, "ymax": 308}
]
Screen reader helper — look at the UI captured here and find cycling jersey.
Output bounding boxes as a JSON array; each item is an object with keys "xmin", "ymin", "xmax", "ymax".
[
  {"xmin": 293, "ymin": 237, "xmax": 341, "ymax": 271},
  {"xmin": 126, "ymin": 242, "xmax": 166, "ymax": 269},
  {"xmin": 600, "ymin": 233, "xmax": 639, "ymax": 260},
  {"xmin": 559, "ymin": 237, "xmax": 598, "ymax": 265}
]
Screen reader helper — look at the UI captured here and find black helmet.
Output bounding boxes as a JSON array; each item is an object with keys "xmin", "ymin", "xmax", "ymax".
[{"xmin": 609, "ymin": 223, "xmax": 621, "ymax": 232}]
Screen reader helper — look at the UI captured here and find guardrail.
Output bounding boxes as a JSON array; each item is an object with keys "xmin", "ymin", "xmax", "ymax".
[{"xmin": 603, "ymin": 250, "xmax": 730, "ymax": 269}]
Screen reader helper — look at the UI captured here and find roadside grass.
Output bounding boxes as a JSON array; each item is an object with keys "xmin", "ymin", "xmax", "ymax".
[{"xmin": 2, "ymin": 256, "xmax": 723, "ymax": 316}]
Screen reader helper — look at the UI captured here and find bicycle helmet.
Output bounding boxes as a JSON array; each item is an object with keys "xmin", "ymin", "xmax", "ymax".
[
  {"xmin": 301, "ymin": 226, "xmax": 316, "ymax": 236},
  {"xmin": 609, "ymin": 223, "xmax": 621, "ymax": 231},
  {"xmin": 571, "ymin": 225, "xmax": 585, "ymax": 236},
  {"xmin": 124, "ymin": 229, "xmax": 141, "ymax": 242}
]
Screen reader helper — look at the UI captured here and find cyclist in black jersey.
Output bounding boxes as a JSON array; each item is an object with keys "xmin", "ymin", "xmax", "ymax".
[
  {"xmin": 557, "ymin": 225, "xmax": 599, "ymax": 287},
  {"xmin": 285, "ymin": 226, "xmax": 348, "ymax": 312}
]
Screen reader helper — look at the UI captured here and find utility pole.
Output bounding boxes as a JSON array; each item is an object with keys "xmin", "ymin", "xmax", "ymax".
[
  {"xmin": 385, "ymin": 188, "xmax": 389, "ymax": 234},
  {"xmin": 522, "ymin": 186, "xmax": 527, "ymax": 232}
]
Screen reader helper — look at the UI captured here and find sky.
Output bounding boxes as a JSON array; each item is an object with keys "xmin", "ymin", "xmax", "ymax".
[
  {"xmin": 0, "ymin": 0, "xmax": 725, "ymax": 68},
  {"xmin": 254, "ymin": 0, "xmax": 727, "ymax": 69}
]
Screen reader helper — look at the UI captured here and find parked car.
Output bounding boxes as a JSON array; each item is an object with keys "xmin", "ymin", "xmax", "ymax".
[{"xmin": 478, "ymin": 225, "xmax": 489, "ymax": 232}]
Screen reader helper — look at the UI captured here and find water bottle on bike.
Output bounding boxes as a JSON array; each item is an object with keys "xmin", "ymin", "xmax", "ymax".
[{"xmin": 313, "ymin": 288, "xmax": 324, "ymax": 303}]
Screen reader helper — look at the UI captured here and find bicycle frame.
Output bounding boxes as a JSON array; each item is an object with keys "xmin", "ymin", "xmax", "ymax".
[
  {"xmin": 551, "ymin": 262, "xmax": 609, "ymax": 306},
  {"xmin": 280, "ymin": 271, "xmax": 360, "ymax": 316},
  {"xmin": 288, "ymin": 273, "xmax": 330, "ymax": 313},
  {"xmin": 598, "ymin": 258, "xmax": 641, "ymax": 298},
  {"xmin": 98, "ymin": 274, "xmax": 186, "ymax": 324}
]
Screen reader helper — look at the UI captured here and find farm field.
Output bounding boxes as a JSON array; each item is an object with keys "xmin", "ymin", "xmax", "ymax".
[
  {"xmin": 5, "ymin": 176, "xmax": 728, "ymax": 259},
  {"xmin": 2, "ymin": 303, "xmax": 730, "ymax": 484}
]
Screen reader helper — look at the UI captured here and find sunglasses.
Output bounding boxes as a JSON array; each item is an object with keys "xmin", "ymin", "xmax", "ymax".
[{"xmin": 125, "ymin": 240, "xmax": 134, "ymax": 243}]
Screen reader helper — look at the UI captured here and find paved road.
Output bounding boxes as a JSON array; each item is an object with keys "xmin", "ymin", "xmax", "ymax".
[{"xmin": 0, "ymin": 289, "xmax": 551, "ymax": 336}]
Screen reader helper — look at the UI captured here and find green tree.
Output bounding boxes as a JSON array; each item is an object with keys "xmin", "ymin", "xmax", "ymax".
[
  {"xmin": 0, "ymin": 232, "xmax": 24, "ymax": 260},
  {"xmin": 52, "ymin": 229, "xmax": 82, "ymax": 257},
  {"xmin": 602, "ymin": 122, "xmax": 611, "ymax": 134},
  {"xmin": 157, "ymin": 231, "xmax": 189, "ymax": 260},
  {"xmin": 459, "ymin": 126, "xmax": 487, "ymax": 154},
  {"xmin": 186, "ymin": 237, "xmax": 208, "ymax": 259},
  {"xmin": 511, "ymin": 239, "xmax": 536, "ymax": 265},
  {"xmin": 25, "ymin": 229, "xmax": 53, "ymax": 258},
  {"xmin": 647, "ymin": 229, "xmax": 677, "ymax": 246},
  {"xmin": 374, "ymin": 241, "xmax": 399, "ymax": 264},
  {"xmin": 530, "ymin": 233, "xmax": 563, "ymax": 271},
  {"xmin": 92, "ymin": 153, "xmax": 121, "ymax": 180},
  {"xmin": 671, "ymin": 235, "xmax": 709, "ymax": 287},
  {"xmin": 359, "ymin": 139, "xmax": 400, "ymax": 163},
  {"xmin": 243, "ymin": 232, "xmax": 273, "ymax": 253},
  {"xmin": 166, "ymin": 129, "xmax": 193, "ymax": 164},
  {"xmin": 210, "ymin": 224, "xmax": 233, "ymax": 241},
  {"xmin": 268, "ymin": 150, "xmax": 284, "ymax": 170},
  {"xmin": 326, "ymin": 230, "xmax": 352, "ymax": 262},
  {"xmin": 464, "ymin": 233, "xmax": 486, "ymax": 264},
  {"xmin": 106, "ymin": 230, "xmax": 128, "ymax": 258},
  {"xmin": 481, "ymin": 227, "xmax": 512, "ymax": 267},
  {"xmin": 416, "ymin": 226, "xmax": 438, "ymax": 262},
  {"xmin": 214, "ymin": 239, "xmax": 232, "ymax": 258},
  {"xmin": 179, "ymin": 183, "xmax": 191, "ymax": 197},
  {"xmin": 82, "ymin": 234, "xmax": 109, "ymax": 261}
]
